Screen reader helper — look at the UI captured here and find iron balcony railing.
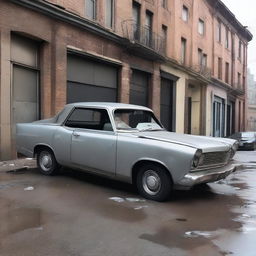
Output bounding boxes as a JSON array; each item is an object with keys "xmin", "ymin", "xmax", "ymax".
[
  {"xmin": 193, "ymin": 65, "xmax": 212, "ymax": 79},
  {"xmin": 234, "ymin": 83, "xmax": 245, "ymax": 91},
  {"xmin": 121, "ymin": 19, "xmax": 166, "ymax": 56}
]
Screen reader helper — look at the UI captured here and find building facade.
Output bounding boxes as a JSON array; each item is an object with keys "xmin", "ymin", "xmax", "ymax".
[
  {"xmin": 0, "ymin": 0, "xmax": 252, "ymax": 160},
  {"xmin": 247, "ymin": 69, "xmax": 256, "ymax": 131}
]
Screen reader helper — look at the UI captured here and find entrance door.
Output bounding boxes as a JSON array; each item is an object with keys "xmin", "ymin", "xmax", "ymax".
[
  {"xmin": 12, "ymin": 65, "xmax": 39, "ymax": 127},
  {"xmin": 213, "ymin": 96, "xmax": 225, "ymax": 137},
  {"xmin": 160, "ymin": 78, "xmax": 174, "ymax": 131}
]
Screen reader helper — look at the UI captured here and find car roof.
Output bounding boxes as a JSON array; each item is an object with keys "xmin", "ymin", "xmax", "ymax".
[{"xmin": 65, "ymin": 102, "xmax": 152, "ymax": 111}]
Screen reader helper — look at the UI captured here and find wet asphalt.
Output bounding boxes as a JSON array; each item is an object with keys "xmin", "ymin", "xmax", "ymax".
[{"xmin": 0, "ymin": 151, "xmax": 256, "ymax": 256}]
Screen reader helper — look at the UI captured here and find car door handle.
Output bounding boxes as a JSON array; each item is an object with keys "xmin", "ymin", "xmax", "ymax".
[{"xmin": 73, "ymin": 132, "xmax": 80, "ymax": 137}]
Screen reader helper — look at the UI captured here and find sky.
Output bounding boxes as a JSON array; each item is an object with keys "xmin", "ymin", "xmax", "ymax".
[{"xmin": 221, "ymin": 0, "xmax": 256, "ymax": 76}]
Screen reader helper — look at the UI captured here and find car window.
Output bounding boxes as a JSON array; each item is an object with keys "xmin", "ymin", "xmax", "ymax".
[
  {"xmin": 114, "ymin": 109, "xmax": 163, "ymax": 131},
  {"xmin": 65, "ymin": 108, "xmax": 113, "ymax": 131}
]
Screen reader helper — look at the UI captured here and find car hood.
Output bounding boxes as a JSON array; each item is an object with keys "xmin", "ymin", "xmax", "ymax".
[{"xmin": 134, "ymin": 131, "xmax": 235, "ymax": 153}]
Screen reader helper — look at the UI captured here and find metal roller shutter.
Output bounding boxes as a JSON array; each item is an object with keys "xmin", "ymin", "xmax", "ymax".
[
  {"xmin": 67, "ymin": 54, "xmax": 118, "ymax": 103},
  {"xmin": 130, "ymin": 70, "xmax": 149, "ymax": 107}
]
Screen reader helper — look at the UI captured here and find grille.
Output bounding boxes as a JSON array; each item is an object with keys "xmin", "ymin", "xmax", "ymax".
[{"xmin": 199, "ymin": 151, "xmax": 231, "ymax": 168}]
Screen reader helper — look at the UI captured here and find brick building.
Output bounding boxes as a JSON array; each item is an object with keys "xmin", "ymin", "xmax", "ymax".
[
  {"xmin": 247, "ymin": 69, "xmax": 256, "ymax": 131},
  {"xmin": 0, "ymin": 0, "xmax": 253, "ymax": 160}
]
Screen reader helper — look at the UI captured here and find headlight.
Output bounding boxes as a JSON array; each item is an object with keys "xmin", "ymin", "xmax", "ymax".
[{"xmin": 191, "ymin": 149, "xmax": 203, "ymax": 169}]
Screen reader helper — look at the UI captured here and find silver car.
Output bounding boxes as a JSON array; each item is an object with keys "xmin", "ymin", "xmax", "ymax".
[{"xmin": 16, "ymin": 102, "xmax": 238, "ymax": 201}]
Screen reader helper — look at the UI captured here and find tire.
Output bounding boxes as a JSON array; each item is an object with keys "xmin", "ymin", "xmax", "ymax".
[
  {"xmin": 37, "ymin": 149, "xmax": 59, "ymax": 176},
  {"xmin": 136, "ymin": 163, "xmax": 173, "ymax": 202}
]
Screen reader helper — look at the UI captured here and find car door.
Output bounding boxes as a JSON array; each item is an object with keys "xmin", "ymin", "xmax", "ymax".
[{"xmin": 65, "ymin": 107, "xmax": 117, "ymax": 175}]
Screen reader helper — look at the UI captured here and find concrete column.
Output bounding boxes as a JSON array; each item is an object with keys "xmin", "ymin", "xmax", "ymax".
[
  {"xmin": 119, "ymin": 62, "xmax": 130, "ymax": 103},
  {"xmin": 151, "ymin": 63, "xmax": 161, "ymax": 118},
  {"xmin": 0, "ymin": 29, "xmax": 12, "ymax": 160}
]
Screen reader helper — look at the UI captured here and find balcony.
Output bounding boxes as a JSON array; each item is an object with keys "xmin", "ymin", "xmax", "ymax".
[
  {"xmin": 121, "ymin": 19, "xmax": 165, "ymax": 60},
  {"xmin": 193, "ymin": 65, "xmax": 212, "ymax": 80},
  {"xmin": 233, "ymin": 83, "xmax": 245, "ymax": 95}
]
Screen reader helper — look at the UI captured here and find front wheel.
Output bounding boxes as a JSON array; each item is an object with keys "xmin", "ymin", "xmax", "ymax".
[
  {"xmin": 136, "ymin": 164, "xmax": 173, "ymax": 202},
  {"xmin": 37, "ymin": 149, "xmax": 59, "ymax": 175}
]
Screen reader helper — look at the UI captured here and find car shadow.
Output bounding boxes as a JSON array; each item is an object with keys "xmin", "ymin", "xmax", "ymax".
[{"xmin": 57, "ymin": 167, "xmax": 219, "ymax": 202}]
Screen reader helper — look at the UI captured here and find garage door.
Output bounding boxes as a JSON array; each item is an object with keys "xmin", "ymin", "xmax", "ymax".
[
  {"xmin": 130, "ymin": 70, "xmax": 149, "ymax": 107},
  {"xmin": 67, "ymin": 54, "xmax": 118, "ymax": 103}
]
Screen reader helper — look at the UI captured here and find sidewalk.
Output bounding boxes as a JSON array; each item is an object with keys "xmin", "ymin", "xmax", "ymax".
[{"xmin": 0, "ymin": 158, "xmax": 36, "ymax": 172}]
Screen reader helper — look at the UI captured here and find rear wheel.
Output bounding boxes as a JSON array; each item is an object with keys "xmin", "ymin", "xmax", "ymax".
[
  {"xmin": 37, "ymin": 149, "xmax": 59, "ymax": 175},
  {"xmin": 136, "ymin": 164, "xmax": 172, "ymax": 202}
]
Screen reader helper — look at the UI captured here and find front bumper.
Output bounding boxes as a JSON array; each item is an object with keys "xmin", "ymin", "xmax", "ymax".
[{"xmin": 177, "ymin": 164, "xmax": 236, "ymax": 188}]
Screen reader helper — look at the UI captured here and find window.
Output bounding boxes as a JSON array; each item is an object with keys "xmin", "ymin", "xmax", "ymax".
[
  {"xmin": 198, "ymin": 19, "xmax": 205, "ymax": 35},
  {"xmin": 181, "ymin": 38, "xmax": 187, "ymax": 64},
  {"xmin": 225, "ymin": 62, "xmax": 229, "ymax": 84},
  {"xmin": 198, "ymin": 49, "xmax": 207, "ymax": 67},
  {"xmin": 225, "ymin": 27, "xmax": 229, "ymax": 48},
  {"xmin": 86, "ymin": 0, "xmax": 97, "ymax": 20},
  {"xmin": 105, "ymin": 0, "xmax": 114, "ymax": 28},
  {"xmin": 162, "ymin": 25, "xmax": 167, "ymax": 52},
  {"xmin": 238, "ymin": 72, "xmax": 241, "ymax": 86},
  {"xmin": 65, "ymin": 108, "xmax": 112, "ymax": 131},
  {"xmin": 161, "ymin": 0, "xmax": 167, "ymax": 8},
  {"xmin": 145, "ymin": 10, "xmax": 153, "ymax": 47},
  {"xmin": 218, "ymin": 57, "xmax": 222, "ymax": 79},
  {"xmin": 182, "ymin": 5, "xmax": 189, "ymax": 22},
  {"xmin": 202, "ymin": 54, "xmax": 207, "ymax": 67},
  {"xmin": 198, "ymin": 48, "xmax": 203, "ymax": 65},
  {"xmin": 217, "ymin": 20, "xmax": 221, "ymax": 42},
  {"xmin": 238, "ymin": 40, "xmax": 242, "ymax": 59},
  {"xmin": 132, "ymin": 1, "xmax": 141, "ymax": 40}
]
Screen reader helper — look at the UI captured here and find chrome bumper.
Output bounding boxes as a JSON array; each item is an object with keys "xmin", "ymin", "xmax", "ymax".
[{"xmin": 177, "ymin": 164, "xmax": 236, "ymax": 188}]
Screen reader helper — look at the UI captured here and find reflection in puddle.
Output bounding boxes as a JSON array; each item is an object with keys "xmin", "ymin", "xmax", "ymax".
[{"xmin": 0, "ymin": 207, "xmax": 43, "ymax": 236}]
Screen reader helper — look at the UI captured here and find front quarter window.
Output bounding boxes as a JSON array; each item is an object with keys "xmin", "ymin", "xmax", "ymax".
[{"xmin": 114, "ymin": 109, "xmax": 163, "ymax": 131}]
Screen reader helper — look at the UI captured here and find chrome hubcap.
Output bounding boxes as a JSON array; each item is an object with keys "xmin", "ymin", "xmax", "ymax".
[
  {"xmin": 142, "ymin": 170, "xmax": 161, "ymax": 195},
  {"xmin": 40, "ymin": 152, "xmax": 52, "ymax": 172}
]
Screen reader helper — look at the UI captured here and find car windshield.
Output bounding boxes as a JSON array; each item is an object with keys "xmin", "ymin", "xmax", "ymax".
[
  {"xmin": 114, "ymin": 109, "xmax": 163, "ymax": 131},
  {"xmin": 241, "ymin": 132, "xmax": 255, "ymax": 139}
]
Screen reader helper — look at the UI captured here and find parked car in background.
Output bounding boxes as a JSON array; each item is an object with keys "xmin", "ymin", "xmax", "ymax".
[
  {"xmin": 16, "ymin": 103, "xmax": 238, "ymax": 201},
  {"xmin": 229, "ymin": 132, "xmax": 256, "ymax": 150}
]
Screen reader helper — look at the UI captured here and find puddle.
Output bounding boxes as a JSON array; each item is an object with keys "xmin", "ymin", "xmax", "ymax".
[
  {"xmin": 109, "ymin": 197, "xmax": 125, "ymax": 203},
  {"xmin": 184, "ymin": 230, "xmax": 217, "ymax": 238},
  {"xmin": 126, "ymin": 198, "xmax": 146, "ymax": 202},
  {"xmin": 24, "ymin": 186, "xmax": 34, "ymax": 191},
  {"xmin": 6, "ymin": 167, "xmax": 28, "ymax": 174},
  {"xmin": 0, "ymin": 207, "xmax": 43, "ymax": 236},
  {"xmin": 134, "ymin": 206, "xmax": 148, "ymax": 210}
]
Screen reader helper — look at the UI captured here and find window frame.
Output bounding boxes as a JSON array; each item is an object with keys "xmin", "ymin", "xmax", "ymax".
[
  {"xmin": 198, "ymin": 18, "xmax": 205, "ymax": 35},
  {"xmin": 225, "ymin": 62, "xmax": 229, "ymax": 84},
  {"xmin": 85, "ymin": 0, "xmax": 97, "ymax": 20},
  {"xmin": 182, "ymin": 5, "xmax": 189, "ymax": 22},
  {"xmin": 225, "ymin": 27, "xmax": 229, "ymax": 49},
  {"xmin": 162, "ymin": 0, "xmax": 167, "ymax": 9},
  {"xmin": 162, "ymin": 25, "xmax": 168, "ymax": 53},
  {"xmin": 181, "ymin": 37, "xmax": 187, "ymax": 64},
  {"xmin": 64, "ymin": 107, "xmax": 114, "ymax": 132},
  {"xmin": 217, "ymin": 19, "xmax": 221, "ymax": 43},
  {"xmin": 105, "ymin": 0, "xmax": 114, "ymax": 28}
]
